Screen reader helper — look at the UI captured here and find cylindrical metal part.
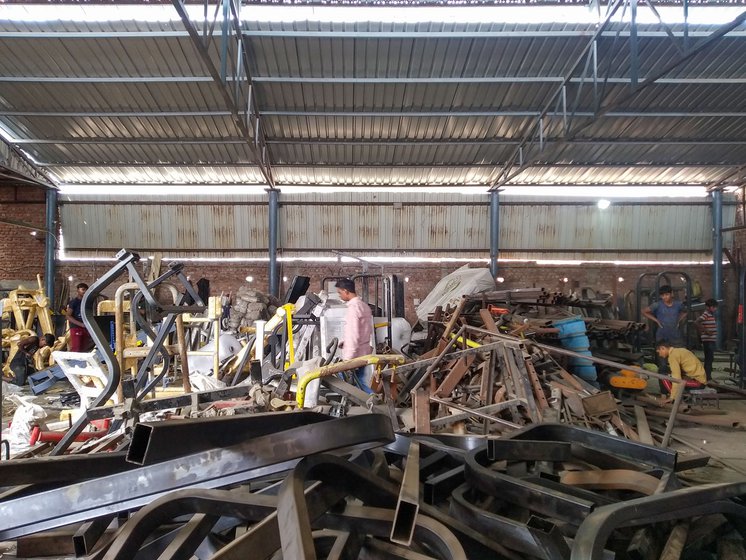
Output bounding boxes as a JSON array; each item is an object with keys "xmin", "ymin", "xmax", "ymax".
[
  {"xmin": 268, "ymin": 188, "xmax": 280, "ymax": 298},
  {"xmin": 44, "ymin": 188, "xmax": 57, "ymax": 305},
  {"xmin": 713, "ymin": 188, "xmax": 723, "ymax": 349},
  {"xmin": 489, "ymin": 190, "xmax": 500, "ymax": 280}
]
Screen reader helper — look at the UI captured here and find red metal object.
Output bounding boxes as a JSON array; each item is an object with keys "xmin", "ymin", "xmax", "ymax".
[
  {"xmin": 30, "ymin": 419, "xmax": 111, "ymax": 445},
  {"xmin": 660, "ymin": 378, "xmax": 703, "ymax": 393}
]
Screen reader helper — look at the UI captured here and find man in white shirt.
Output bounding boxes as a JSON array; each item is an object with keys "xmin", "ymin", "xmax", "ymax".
[{"xmin": 336, "ymin": 278, "xmax": 374, "ymax": 391}]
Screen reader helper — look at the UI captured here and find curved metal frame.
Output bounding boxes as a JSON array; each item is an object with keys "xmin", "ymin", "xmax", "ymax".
[{"xmin": 571, "ymin": 482, "xmax": 746, "ymax": 560}]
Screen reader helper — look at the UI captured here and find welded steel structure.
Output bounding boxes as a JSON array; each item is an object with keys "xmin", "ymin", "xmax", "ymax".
[{"xmin": 0, "ymin": 0, "xmax": 744, "ymax": 191}]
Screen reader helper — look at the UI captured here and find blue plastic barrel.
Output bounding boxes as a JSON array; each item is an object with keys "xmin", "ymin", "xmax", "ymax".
[{"xmin": 553, "ymin": 316, "xmax": 597, "ymax": 383}]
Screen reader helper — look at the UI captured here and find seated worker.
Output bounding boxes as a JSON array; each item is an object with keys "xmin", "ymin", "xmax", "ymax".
[
  {"xmin": 9, "ymin": 333, "xmax": 55, "ymax": 386},
  {"xmin": 655, "ymin": 341, "xmax": 707, "ymax": 403}
]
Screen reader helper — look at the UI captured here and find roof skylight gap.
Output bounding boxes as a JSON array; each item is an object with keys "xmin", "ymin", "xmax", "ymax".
[{"xmin": 0, "ymin": 4, "xmax": 742, "ymax": 26}]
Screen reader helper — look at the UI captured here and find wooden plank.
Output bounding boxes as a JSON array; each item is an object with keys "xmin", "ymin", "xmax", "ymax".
[
  {"xmin": 435, "ymin": 355, "xmax": 475, "ymax": 398},
  {"xmin": 413, "ymin": 388, "xmax": 431, "ymax": 434},
  {"xmin": 634, "ymin": 405, "xmax": 655, "ymax": 445}
]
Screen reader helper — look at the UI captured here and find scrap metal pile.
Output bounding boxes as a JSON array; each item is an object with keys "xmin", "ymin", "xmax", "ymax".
[
  {"xmin": 1, "ymin": 412, "xmax": 745, "ymax": 559},
  {"xmin": 2, "ymin": 254, "xmax": 745, "ymax": 558}
]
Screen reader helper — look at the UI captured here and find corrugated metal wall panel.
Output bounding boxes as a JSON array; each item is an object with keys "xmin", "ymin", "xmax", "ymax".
[
  {"xmin": 61, "ymin": 202, "xmax": 270, "ymax": 250},
  {"xmin": 60, "ymin": 195, "xmax": 735, "ymax": 257}
]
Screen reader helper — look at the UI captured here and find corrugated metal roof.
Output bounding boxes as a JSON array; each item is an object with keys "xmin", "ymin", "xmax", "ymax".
[
  {"xmin": 50, "ymin": 165, "xmax": 265, "ymax": 185},
  {"xmin": 0, "ymin": 15, "xmax": 743, "ymax": 189}
]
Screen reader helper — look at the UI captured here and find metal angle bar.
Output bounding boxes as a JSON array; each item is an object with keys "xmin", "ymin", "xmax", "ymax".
[
  {"xmin": 0, "ymin": 31, "xmax": 191, "ymax": 38},
  {"xmin": 260, "ymin": 109, "xmax": 746, "ymax": 118},
  {"xmin": 489, "ymin": 0, "xmax": 626, "ymax": 189},
  {"xmin": 2, "ymin": 74, "xmax": 745, "ymax": 85},
  {"xmin": 429, "ymin": 395, "xmax": 521, "ymax": 430},
  {"xmin": 265, "ymin": 137, "xmax": 746, "ymax": 146},
  {"xmin": 3, "ymin": 111, "xmax": 233, "ymax": 117},
  {"xmin": 630, "ymin": 0, "xmax": 639, "ymax": 90},
  {"xmin": 10, "ymin": 138, "xmax": 246, "ymax": 144},
  {"xmin": 251, "ymin": 76, "xmax": 746, "ymax": 85},
  {"xmin": 227, "ymin": 0, "xmax": 277, "ymax": 186},
  {"xmin": 568, "ymin": 8, "xmax": 746, "ymax": 141},
  {"xmin": 1, "ymin": 28, "xmax": 741, "ymax": 40},
  {"xmin": 241, "ymin": 29, "xmax": 746, "ymax": 38},
  {"xmin": 0, "ymin": 414, "xmax": 393, "ymax": 540},
  {"xmin": 0, "ymin": 76, "xmax": 218, "ymax": 83},
  {"xmin": 171, "ymin": 0, "xmax": 274, "ymax": 188},
  {"xmin": 644, "ymin": 0, "xmax": 687, "ymax": 56}
]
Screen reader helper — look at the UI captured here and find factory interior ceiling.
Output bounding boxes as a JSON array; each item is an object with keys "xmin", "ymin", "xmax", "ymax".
[{"xmin": 0, "ymin": 0, "xmax": 745, "ymax": 193}]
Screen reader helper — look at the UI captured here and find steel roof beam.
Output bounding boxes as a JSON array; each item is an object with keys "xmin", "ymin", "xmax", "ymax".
[
  {"xmin": 241, "ymin": 30, "xmax": 746, "ymax": 38},
  {"xmin": 252, "ymin": 76, "xmax": 746, "ymax": 85},
  {"xmin": 171, "ymin": 0, "xmax": 274, "ymax": 188},
  {"xmin": 264, "ymin": 138, "xmax": 746, "ymax": 146},
  {"xmin": 0, "ymin": 139, "xmax": 55, "ymax": 188},
  {"xmin": 6, "ymin": 109, "xmax": 746, "ymax": 118},
  {"xmin": 5, "ymin": 111, "xmax": 746, "ymax": 119},
  {"xmin": 489, "ymin": 4, "xmax": 746, "ymax": 190},
  {"xmin": 36, "ymin": 162, "xmax": 739, "ymax": 169},
  {"xmin": 13, "ymin": 137, "xmax": 746, "ymax": 146},
  {"xmin": 2, "ymin": 75, "xmax": 745, "ymax": 85},
  {"xmin": 259, "ymin": 110, "xmax": 746, "ymax": 118},
  {"xmin": 3, "ymin": 111, "xmax": 233, "ymax": 118},
  {"xmin": 2, "ymin": 29, "xmax": 744, "ymax": 39}
]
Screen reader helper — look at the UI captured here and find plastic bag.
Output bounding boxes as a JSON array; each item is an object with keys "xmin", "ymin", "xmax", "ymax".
[{"xmin": 3, "ymin": 395, "xmax": 47, "ymax": 456}]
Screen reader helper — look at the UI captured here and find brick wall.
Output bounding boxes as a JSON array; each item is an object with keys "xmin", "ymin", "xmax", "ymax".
[
  {"xmin": 56, "ymin": 259, "xmax": 731, "ymax": 330},
  {"xmin": 0, "ymin": 185, "xmax": 48, "ymax": 287}
]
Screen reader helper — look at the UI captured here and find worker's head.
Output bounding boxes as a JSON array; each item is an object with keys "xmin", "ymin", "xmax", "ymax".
[
  {"xmin": 335, "ymin": 278, "xmax": 356, "ymax": 302},
  {"xmin": 658, "ymin": 285, "xmax": 673, "ymax": 303},
  {"xmin": 76, "ymin": 283, "xmax": 89, "ymax": 298},
  {"xmin": 40, "ymin": 334, "xmax": 55, "ymax": 348},
  {"xmin": 655, "ymin": 341, "xmax": 673, "ymax": 359},
  {"xmin": 705, "ymin": 298, "xmax": 718, "ymax": 311}
]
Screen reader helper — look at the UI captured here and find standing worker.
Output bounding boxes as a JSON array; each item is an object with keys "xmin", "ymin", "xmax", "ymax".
[
  {"xmin": 66, "ymin": 282, "xmax": 93, "ymax": 352},
  {"xmin": 695, "ymin": 298, "xmax": 718, "ymax": 382},
  {"xmin": 643, "ymin": 285, "xmax": 687, "ymax": 346},
  {"xmin": 336, "ymin": 278, "xmax": 374, "ymax": 392}
]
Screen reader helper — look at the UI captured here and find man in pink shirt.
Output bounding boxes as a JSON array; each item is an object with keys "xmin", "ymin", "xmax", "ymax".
[{"xmin": 336, "ymin": 278, "xmax": 374, "ymax": 391}]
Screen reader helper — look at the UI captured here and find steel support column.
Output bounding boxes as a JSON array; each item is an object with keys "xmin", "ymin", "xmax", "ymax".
[
  {"xmin": 713, "ymin": 188, "xmax": 724, "ymax": 348},
  {"xmin": 489, "ymin": 190, "xmax": 500, "ymax": 280},
  {"xmin": 44, "ymin": 188, "xmax": 57, "ymax": 305},
  {"xmin": 268, "ymin": 188, "xmax": 280, "ymax": 298}
]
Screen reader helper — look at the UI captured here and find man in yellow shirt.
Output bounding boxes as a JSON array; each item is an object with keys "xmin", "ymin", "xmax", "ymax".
[{"xmin": 655, "ymin": 342, "xmax": 707, "ymax": 401}]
